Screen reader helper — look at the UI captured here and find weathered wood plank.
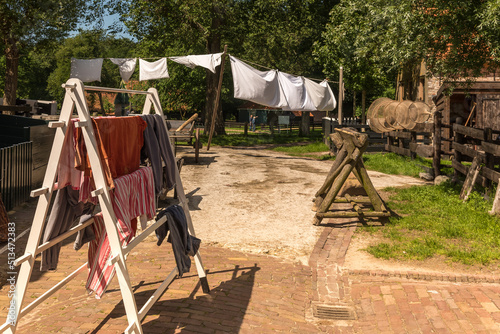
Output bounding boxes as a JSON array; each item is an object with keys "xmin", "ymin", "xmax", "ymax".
[
  {"xmin": 452, "ymin": 159, "xmax": 468, "ymax": 175},
  {"xmin": 453, "ymin": 124, "xmax": 486, "ymax": 140},
  {"xmin": 385, "ymin": 144, "xmax": 411, "ymax": 157},
  {"xmin": 388, "ymin": 131, "xmax": 412, "ymax": 139},
  {"xmin": 460, "ymin": 157, "xmax": 480, "ymax": 200},
  {"xmin": 480, "ymin": 166, "xmax": 500, "ymax": 184},
  {"xmin": 452, "ymin": 142, "xmax": 486, "ymax": 162},
  {"xmin": 481, "ymin": 141, "xmax": 500, "ymax": 156}
]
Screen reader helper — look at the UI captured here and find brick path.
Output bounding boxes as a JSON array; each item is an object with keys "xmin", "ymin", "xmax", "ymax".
[
  {"xmin": 310, "ymin": 220, "xmax": 500, "ymax": 334},
  {"xmin": 0, "ymin": 211, "xmax": 500, "ymax": 332}
]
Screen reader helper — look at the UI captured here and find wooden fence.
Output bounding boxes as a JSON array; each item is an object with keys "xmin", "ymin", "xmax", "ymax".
[
  {"xmin": 0, "ymin": 142, "xmax": 32, "ymax": 211},
  {"xmin": 385, "ymin": 123, "xmax": 434, "ymax": 159}
]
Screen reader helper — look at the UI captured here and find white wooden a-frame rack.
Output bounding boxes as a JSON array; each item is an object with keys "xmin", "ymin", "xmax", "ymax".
[{"xmin": 0, "ymin": 78, "xmax": 210, "ymax": 334}]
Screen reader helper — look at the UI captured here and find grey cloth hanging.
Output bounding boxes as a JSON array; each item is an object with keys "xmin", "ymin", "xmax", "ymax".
[
  {"xmin": 155, "ymin": 205, "xmax": 200, "ymax": 277},
  {"xmin": 141, "ymin": 114, "xmax": 177, "ymax": 194},
  {"xmin": 41, "ymin": 186, "xmax": 95, "ymax": 271}
]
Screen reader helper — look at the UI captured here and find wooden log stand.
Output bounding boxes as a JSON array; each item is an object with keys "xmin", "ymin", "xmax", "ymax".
[{"xmin": 312, "ymin": 128, "xmax": 390, "ymax": 225}]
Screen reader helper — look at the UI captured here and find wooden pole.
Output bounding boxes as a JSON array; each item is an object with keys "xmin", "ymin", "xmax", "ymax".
[
  {"xmin": 338, "ymin": 66, "xmax": 343, "ymax": 125},
  {"xmin": 207, "ymin": 45, "xmax": 227, "ymax": 151},
  {"xmin": 361, "ymin": 90, "xmax": 366, "ymax": 125},
  {"xmin": 433, "ymin": 111, "xmax": 442, "ymax": 177}
]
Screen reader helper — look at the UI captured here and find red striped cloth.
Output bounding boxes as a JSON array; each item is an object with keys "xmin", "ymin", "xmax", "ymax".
[{"xmin": 86, "ymin": 166, "xmax": 156, "ymax": 298}]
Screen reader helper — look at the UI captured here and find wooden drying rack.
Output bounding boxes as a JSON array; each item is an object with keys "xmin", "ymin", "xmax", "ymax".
[{"xmin": 0, "ymin": 79, "xmax": 210, "ymax": 334}]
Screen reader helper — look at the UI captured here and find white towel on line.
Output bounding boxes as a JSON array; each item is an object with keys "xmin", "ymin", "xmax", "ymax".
[
  {"xmin": 110, "ymin": 58, "xmax": 137, "ymax": 82},
  {"xmin": 277, "ymin": 72, "xmax": 316, "ymax": 111},
  {"xmin": 139, "ymin": 58, "xmax": 169, "ymax": 81},
  {"xmin": 70, "ymin": 58, "xmax": 103, "ymax": 82},
  {"xmin": 230, "ymin": 55, "xmax": 287, "ymax": 108},
  {"xmin": 303, "ymin": 78, "xmax": 336, "ymax": 111},
  {"xmin": 169, "ymin": 53, "xmax": 223, "ymax": 73}
]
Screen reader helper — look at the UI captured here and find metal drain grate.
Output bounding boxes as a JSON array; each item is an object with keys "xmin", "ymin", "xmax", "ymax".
[{"xmin": 313, "ymin": 304, "xmax": 356, "ymax": 320}]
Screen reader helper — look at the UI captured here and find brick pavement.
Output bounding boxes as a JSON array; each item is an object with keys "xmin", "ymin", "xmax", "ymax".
[
  {"xmin": 0, "ymin": 208, "xmax": 499, "ymax": 333},
  {"xmin": 310, "ymin": 219, "xmax": 500, "ymax": 334}
]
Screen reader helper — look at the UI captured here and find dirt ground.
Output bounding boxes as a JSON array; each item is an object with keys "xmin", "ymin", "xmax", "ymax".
[
  {"xmin": 3, "ymin": 145, "xmax": 494, "ymax": 285},
  {"xmin": 177, "ymin": 146, "xmax": 431, "ymax": 267}
]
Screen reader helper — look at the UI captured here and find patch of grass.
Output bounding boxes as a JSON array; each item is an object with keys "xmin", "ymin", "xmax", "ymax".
[
  {"xmin": 362, "ymin": 152, "xmax": 453, "ymax": 177},
  {"xmin": 363, "ymin": 181, "xmax": 500, "ymax": 266},
  {"xmin": 272, "ymin": 142, "xmax": 330, "ymax": 154},
  {"xmin": 199, "ymin": 130, "xmax": 324, "ymax": 147},
  {"xmin": 362, "ymin": 153, "xmax": 430, "ymax": 177}
]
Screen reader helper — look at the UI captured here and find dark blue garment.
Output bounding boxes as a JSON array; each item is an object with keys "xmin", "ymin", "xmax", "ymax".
[{"xmin": 155, "ymin": 205, "xmax": 201, "ymax": 277}]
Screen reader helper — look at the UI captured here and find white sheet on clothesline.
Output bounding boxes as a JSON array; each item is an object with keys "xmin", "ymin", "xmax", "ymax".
[
  {"xmin": 303, "ymin": 78, "xmax": 336, "ymax": 111},
  {"xmin": 230, "ymin": 55, "xmax": 335, "ymax": 111},
  {"xmin": 230, "ymin": 55, "xmax": 287, "ymax": 108},
  {"xmin": 169, "ymin": 53, "xmax": 223, "ymax": 73},
  {"xmin": 110, "ymin": 58, "xmax": 137, "ymax": 82},
  {"xmin": 70, "ymin": 58, "xmax": 104, "ymax": 82},
  {"xmin": 139, "ymin": 58, "xmax": 169, "ymax": 81},
  {"xmin": 278, "ymin": 72, "xmax": 316, "ymax": 111}
]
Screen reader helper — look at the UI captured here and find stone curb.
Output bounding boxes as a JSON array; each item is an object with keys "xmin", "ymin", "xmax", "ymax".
[{"xmin": 347, "ymin": 268, "xmax": 500, "ymax": 284}]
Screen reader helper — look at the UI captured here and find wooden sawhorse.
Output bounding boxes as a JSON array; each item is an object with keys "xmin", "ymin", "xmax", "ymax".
[{"xmin": 312, "ymin": 128, "xmax": 390, "ymax": 225}]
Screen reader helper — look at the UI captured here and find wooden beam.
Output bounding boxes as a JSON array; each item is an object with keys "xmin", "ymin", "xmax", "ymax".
[{"xmin": 207, "ymin": 45, "xmax": 227, "ymax": 151}]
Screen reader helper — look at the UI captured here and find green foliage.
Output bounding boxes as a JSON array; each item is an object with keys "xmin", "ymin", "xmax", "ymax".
[
  {"xmin": 315, "ymin": 0, "xmax": 500, "ymax": 100},
  {"xmin": 365, "ymin": 182, "xmax": 500, "ymax": 265},
  {"xmin": 272, "ymin": 142, "xmax": 329, "ymax": 154},
  {"xmin": 47, "ymin": 30, "xmax": 135, "ymax": 106},
  {"xmin": 199, "ymin": 130, "xmax": 323, "ymax": 147},
  {"xmin": 362, "ymin": 153, "xmax": 430, "ymax": 178}
]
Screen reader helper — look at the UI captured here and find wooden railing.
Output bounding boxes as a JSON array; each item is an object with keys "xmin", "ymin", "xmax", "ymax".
[{"xmin": 0, "ymin": 142, "xmax": 32, "ymax": 211}]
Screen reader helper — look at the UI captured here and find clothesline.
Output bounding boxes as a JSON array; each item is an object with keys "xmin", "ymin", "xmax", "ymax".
[
  {"xmin": 234, "ymin": 56, "xmax": 339, "ymax": 84},
  {"xmin": 71, "ymin": 53, "xmax": 337, "ymax": 84}
]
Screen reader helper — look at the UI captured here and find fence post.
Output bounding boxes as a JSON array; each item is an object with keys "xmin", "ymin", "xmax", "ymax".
[
  {"xmin": 433, "ymin": 111, "xmax": 442, "ymax": 177},
  {"xmin": 485, "ymin": 128, "xmax": 493, "ymax": 189},
  {"xmin": 410, "ymin": 131, "xmax": 416, "ymax": 160}
]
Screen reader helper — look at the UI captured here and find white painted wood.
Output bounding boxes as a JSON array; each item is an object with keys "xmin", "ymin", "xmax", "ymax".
[
  {"xmin": 4, "ymin": 82, "xmax": 77, "ymax": 334},
  {"xmin": 30, "ymin": 187, "xmax": 49, "ymax": 197},
  {"xmin": 20, "ymin": 263, "xmax": 87, "ymax": 317},
  {"xmin": 5, "ymin": 80, "xmax": 209, "ymax": 334},
  {"xmin": 13, "ymin": 253, "xmax": 32, "ymax": 267},
  {"xmin": 35, "ymin": 218, "xmax": 94, "ymax": 255},
  {"xmin": 138, "ymin": 267, "xmax": 179, "ymax": 321},
  {"xmin": 48, "ymin": 121, "xmax": 65, "ymax": 128}
]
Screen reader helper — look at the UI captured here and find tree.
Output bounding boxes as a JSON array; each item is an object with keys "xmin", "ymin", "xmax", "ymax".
[
  {"xmin": 0, "ymin": 0, "xmax": 90, "ymax": 109},
  {"xmin": 316, "ymin": 0, "xmax": 500, "ymax": 109},
  {"xmin": 47, "ymin": 30, "xmax": 136, "ymax": 108},
  {"xmin": 122, "ymin": 0, "xmax": 338, "ymax": 135}
]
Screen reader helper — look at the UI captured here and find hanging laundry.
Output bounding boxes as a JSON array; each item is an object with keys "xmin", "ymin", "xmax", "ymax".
[
  {"xmin": 56, "ymin": 119, "xmax": 96, "ymax": 205},
  {"xmin": 74, "ymin": 116, "xmax": 147, "ymax": 190},
  {"xmin": 70, "ymin": 58, "xmax": 103, "ymax": 82},
  {"xmin": 110, "ymin": 58, "xmax": 137, "ymax": 82},
  {"xmin": 155, "ymin": 205, "xmax": 201, "ymax": 277},
  {"xmin": 169, "ymin": 53, "xmax": 223, "ymax": 73},
  {"xmin": 229, "ymin": 56, "xmax": 286, "ymax": 108},
  {"xmin": 40, "ymin": 186, "xmax": 95, "ymax": 271},
  {"xmin": 303, "ymin": 78, "xmax": 337, "ymax": 111},
  {"xmin": 86, "ymin": 166, "xmax": 156, "ymax": 298},
  {"xmin": 139, "ymin": 58, "xmax": 169, "ymax": 81},
  {"xmin": 140, "ymin": 114, "xmax": 177, "ymax": 194},
  {"xmin": 277, "ymin": 72, "xmax": 316, "ymax": 111}
]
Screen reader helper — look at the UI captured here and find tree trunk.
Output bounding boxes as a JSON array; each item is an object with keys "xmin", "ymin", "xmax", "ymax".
[
  {"xmin": 299, "ymin": 111, "xmax": 310, "ymax": 136},
  {"xmin": 361, "ymin": 90, "xmax": 366, "ymax": 124},
  {"xmin": 3, "ymin": 37, "xmax": 19, "ymax": 114},
  {"xmin": 203, "ymin": 10, "xmax": 225, "ymax": 136},
  {"xmin": 353, "ymin": 90, "xmax": 356, "ymax": 121}
]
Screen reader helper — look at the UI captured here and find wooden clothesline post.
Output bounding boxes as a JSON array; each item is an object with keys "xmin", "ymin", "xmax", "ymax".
[{"xmin": 207, "ymin": 45, "xmax": 228, "ymax": 151}]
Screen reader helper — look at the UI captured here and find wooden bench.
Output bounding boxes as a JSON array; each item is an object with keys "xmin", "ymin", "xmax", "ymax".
[{"xmin": 168, "ymin": 113, "xmax": 201, "ymax": 162}]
